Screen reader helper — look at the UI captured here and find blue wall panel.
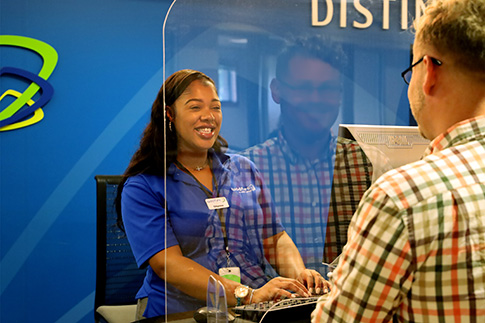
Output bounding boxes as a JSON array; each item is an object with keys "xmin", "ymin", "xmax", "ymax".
[{"xmin": 1, "ymin": 1, "xmax": 171, "ymax": 322}]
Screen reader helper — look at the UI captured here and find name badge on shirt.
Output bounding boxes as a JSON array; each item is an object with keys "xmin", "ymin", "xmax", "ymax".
[{"xmin": 205, "ymin": 197, "xmax": 229, "ymax": 210}]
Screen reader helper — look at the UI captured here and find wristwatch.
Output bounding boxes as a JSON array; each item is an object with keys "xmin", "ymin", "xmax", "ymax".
[{"xmin": 234, "ymin": 285, "xmax": 251, "ymax": 306}]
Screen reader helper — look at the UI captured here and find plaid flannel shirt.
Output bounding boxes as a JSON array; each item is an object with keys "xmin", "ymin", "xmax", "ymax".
[
  {"xmin": 241, "ymin": 130, "xmax": 374, "ymax": 274},
  {"xmin": 312, "ymin": 117, "xmax": 485, "ymax": 322}
]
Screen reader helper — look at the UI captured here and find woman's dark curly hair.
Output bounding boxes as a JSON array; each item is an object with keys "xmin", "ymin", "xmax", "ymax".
[{"xmin": 116, "ymin": 69, "xmax": 228, "ymax": 230}]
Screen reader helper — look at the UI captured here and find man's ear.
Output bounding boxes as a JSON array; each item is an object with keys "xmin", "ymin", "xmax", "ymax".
[
  {"xmin": 270, "ymin": 78, "xmax": 281, "ymax": 104},
  {"xmin": 423, "ymin": 56, "xmax": 438, "ymax": 96}
]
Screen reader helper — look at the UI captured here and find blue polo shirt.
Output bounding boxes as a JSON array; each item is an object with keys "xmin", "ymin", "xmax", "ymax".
[{"xmin": 121, "ymin": 151, "xmax": 284, "ymax": 317}]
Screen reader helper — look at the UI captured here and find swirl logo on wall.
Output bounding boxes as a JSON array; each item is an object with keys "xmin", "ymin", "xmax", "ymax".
[{"xmin": 0, "ymin": 35, "xmax": 58, "ymax": 131}]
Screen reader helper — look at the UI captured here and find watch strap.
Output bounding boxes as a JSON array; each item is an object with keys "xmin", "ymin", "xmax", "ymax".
[{"xmin": 235, "ymin": 285, "xmax": 251, "ymax": 306}]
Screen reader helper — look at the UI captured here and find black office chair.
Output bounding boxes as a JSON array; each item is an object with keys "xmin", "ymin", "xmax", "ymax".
[{"xmin": 95, "ymin": 175, "xmax": 146, "ymax": 323}]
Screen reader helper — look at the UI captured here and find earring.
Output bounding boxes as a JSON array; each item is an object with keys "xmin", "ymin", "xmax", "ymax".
[{"xmin": 169, "ymin": 121, "xmax": 173, "ymax": 132}]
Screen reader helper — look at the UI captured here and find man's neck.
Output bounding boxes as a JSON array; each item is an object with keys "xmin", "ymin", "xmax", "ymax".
[{"xmin": 281, "ymin": 126, "xmax": 331, "ymax": 160}]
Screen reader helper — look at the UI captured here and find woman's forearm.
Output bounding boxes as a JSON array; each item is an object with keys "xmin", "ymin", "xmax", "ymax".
[
  {"xmin": 149, "ymin": 245, "xmax": 240, "ymax": 305},
  {"xmin": 264, "ymin": 231, "xmax": 306, "ymax": 278}
]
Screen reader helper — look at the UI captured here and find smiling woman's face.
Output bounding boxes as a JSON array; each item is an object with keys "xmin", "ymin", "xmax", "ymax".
[{"xmin": 172, "ymin": 79, "xmax": 222, "ymax": 154}]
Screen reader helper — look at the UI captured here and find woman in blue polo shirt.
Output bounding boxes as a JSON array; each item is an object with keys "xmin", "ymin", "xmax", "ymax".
[{"xmin": 117, "ymin": 69, "xmax": 328, "ymax": 319}]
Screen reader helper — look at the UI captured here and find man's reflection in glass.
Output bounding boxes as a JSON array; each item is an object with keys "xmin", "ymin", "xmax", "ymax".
[{"xmin": 241, "ymin": 35, "xmax": 377, "ymax": 277}]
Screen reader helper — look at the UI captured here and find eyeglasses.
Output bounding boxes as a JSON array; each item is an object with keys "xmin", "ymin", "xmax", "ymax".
[
  {"xmin": 401, "ymin": 56, "xmax": 442, "ymax": 85},
  {"xmin": 278, "ymin": 78, "xmax": 342, "ymax": 97}
]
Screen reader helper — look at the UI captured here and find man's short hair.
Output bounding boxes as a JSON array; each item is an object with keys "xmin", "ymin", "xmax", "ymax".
[
  {"xmin": 275, "ymin": 34, "xmax": 347, "ymax": 80},
  {"xmin": 415, "ymin": 0, "xmax": 485, "ymax": 76}
]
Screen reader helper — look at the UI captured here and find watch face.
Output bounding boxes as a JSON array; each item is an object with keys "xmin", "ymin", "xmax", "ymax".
[{"xmin": 235, "ymin": 285, "xmax": 249, "ymax": 298}]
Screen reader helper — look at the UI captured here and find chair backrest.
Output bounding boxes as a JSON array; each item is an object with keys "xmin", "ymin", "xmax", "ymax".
[{"xmin": 94, "ymin": 175, "xmax": 146, "ymax": 321}]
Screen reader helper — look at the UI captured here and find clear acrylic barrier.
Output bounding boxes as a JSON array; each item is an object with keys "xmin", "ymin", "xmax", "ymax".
[
  {"xmin": 161, "ymin": 0, "xmax": 420, "ymax": 316},
  {"xmin": 207, "ymin": 275, "xmax": 229, "ymax": 323}
]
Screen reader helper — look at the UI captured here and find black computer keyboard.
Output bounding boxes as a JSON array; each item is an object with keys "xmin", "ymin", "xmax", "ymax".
[{"xmin": 233, "ymin": 296, "xmax": 320, "ymax": 322}]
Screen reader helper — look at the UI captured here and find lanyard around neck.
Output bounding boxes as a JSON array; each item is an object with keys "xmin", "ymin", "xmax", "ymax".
[{"xmin": 174, "ymin": 159, "xmax": 231, "ymax": 264}]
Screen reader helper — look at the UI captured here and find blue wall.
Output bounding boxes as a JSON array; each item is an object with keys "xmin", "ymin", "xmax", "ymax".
[
  {"xmin": 1, "ymin": 0, "xmax": 415, "ymax": 322},
  {"xmin": 1, "ymin": 1, "xmax": 172, "ymax": 321}
]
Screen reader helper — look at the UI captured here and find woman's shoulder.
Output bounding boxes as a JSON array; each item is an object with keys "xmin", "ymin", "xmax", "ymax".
[
  {"xmin": 125, "ymin": 173, "xmax": 165, "ymax": 189},
  {"xmin": 222, "ymin": 153, "xmax": 256, "ymax": 169},
  {"xmin": 218, "ymin": 153, "xmax": 265, "ymax": 184}
]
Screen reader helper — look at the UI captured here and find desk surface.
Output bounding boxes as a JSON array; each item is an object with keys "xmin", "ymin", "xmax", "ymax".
[
  {"xmin": 133, "ymin": 310, "xmax": 311, "ymax": 323},
  {"xmin": 133, "ymin": 296, "xmax": 323, "ymax": 323},
  {"xmin": 132, "ymin": 311, "xmax": 195, "ymax": 323},
  {"xmin": 133, "ymin": 311, "xmax": 253, "ymax": 323}
]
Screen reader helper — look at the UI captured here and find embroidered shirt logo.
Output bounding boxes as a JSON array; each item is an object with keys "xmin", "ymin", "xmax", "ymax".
[{"xmin": 231, "ymin": 184, "xmax": 256, "ymax": 193}]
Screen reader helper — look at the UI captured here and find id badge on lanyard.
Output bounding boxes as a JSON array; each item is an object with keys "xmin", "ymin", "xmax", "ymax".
[
  {"xmin": 207, "ymin": 197, "xmax": 240, "ymax": 281},
  {"xmin": 218, "ymin": 267, "xmax": 241, "ymax": 283},
  {"xmin": 176, "ymin": 160, "xmax": 239, "ymax": 282}
]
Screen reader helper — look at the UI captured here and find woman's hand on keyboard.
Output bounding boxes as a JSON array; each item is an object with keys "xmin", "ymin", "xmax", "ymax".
[
  {"xmin": 252, "ymin": 277, "xmax": 312, "ymax": 303},
  {"xmin": 296, "ymin": 269, "xmax": 330, "ymax": 295}
]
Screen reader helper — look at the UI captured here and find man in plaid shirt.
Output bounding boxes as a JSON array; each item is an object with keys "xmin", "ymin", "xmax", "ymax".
[
  {"xmin": 241, "ymin": 35, "xmax": 388, "ymax": 278},
  {"xmin": 312, "ymin": 0, "xmax": 485, "ymax": 321}
]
